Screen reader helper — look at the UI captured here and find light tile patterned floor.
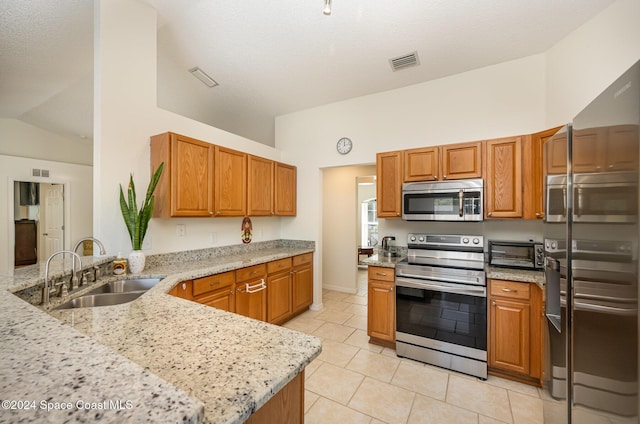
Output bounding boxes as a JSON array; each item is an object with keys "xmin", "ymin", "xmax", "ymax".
[{"xmin": 282, "ymin": 270, "xmax": 550, "ymax": 424}]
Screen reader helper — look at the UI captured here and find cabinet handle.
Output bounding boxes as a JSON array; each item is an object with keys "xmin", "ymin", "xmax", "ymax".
[
  {"xmin": 443, "ymin": 175, "xmax": 447, "ymax": 180},
  {"xmin": 181, "ymin": 282, "xmax": 187, "ymax": 290},
  {"xmin": 215, "ymin": 211, "xmax": 221, "ymax": 216},
  {"xmin": 210, "ymin": 281, "xmax": 220, "ymax": 287},
  {"xmin": 492, "ymin": 301, "xmax": 496, "ymax": 306},
  {"xmin": 434, "ymin": 175, "xmax": 438, "ymax": 180},
  {"xmin": 376, "ymin": 272, "xmax": 387, "ymax": 277},
  {"xmin": 209, "ymin": 211, "xmax": 213, "ymax": 215},
  {"xmin": 501, "ymin": 288, "xmax": 517, "ymax": 293},
  {"xmin": 535, "ymin": 212, "xmax": 544, "ymax": 218},
  {"xmin": 389, "ymin": 287, "xmax": 394, "ymax": 292},
  {"xmin": 248, "ymin": 270, "xmax": 257, "ymax": 276},
  {"xmin": 487, "ymin": 212, "xmax": 493, "ymax": 217}
]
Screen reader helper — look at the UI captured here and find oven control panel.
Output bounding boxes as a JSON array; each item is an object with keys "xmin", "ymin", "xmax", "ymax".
[{"xmin": 407, "ymin": 233, "xmax": 484, "ymax": 249}]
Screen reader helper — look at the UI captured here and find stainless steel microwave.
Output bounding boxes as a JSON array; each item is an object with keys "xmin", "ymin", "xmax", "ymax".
[
  {"xmin": 402, "ymin": 179, "xmax": 483, "ymax": 221},
  {"xmin": 546, "ymin": 172, "xmax": 637, "ymax": 223}
]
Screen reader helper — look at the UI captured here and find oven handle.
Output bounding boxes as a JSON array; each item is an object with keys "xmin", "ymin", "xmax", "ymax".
[
  {"xmin": 396, "ymin": 271, "xmax": 484, "ymax": 286},
  {"xmin": 396, "ymin": 277, "xmax": 486, "ymax": 297},
  {"xmin": 459, "ymin": 190, "xmax": 464, "ymax": 217}
]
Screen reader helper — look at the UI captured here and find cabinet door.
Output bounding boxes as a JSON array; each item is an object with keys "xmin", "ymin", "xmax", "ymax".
[
  {"xmin": 367, "ymin": 279, "xmax": 395, "ymax": 342},
  {"xmin": 274, "ymin": 162, "xmax": 297, "ymax": 216},
  {"xmin": 292, "ymin": 264, "xmax": 313, "ymax": 313},
  {"xmin": 376, "ymin": 151, "xmax": 403, "ymax": 218},
  {"xmin": 489, "ymin": 298, "xmax": 530, "ymax": 375},
  {"xmin": 169, "ymin": 280, "xmax": 193, "ymax": 300},
  {"xmin": 485, "ymin": 136, "xmax": 522, "ymax": 218},
  {"xmin": 200, "ymin": 288, "xmax": 236, "ymax": 313},
  {"xmin": 404, "ymin": 147, "xmax": 440, "ymax": 182},
  {"xmin": 248, "ymin": 156, "xmax": 274, "ymax": 216},
  {"xmin": 441, "ymin": 141, "xmax": 482, "ymax": 180},
  {"xmin": 151, "ymin": 132, "xmax": 214, "ymax": 217},
  {"xmin": 573, "ymin": 127, "xmax": 606, "ymax": 173},
  {"xmin": 236, "ymin": 278, "xmax": 267, "ymax": 321},
  {"xmin": 214, "ymin": 146, "xmax": 247, "ymax": 217},
  {"xmin": 267, "ymin": 272, "xmax": 293, "ymax": 324},
  {"xmin": 523, "ymin": 126, "xmax": 562, "ymax": 220},
  {"xmin": 606, "ymin": 124, "xmax": 639, "ymax": 172}
]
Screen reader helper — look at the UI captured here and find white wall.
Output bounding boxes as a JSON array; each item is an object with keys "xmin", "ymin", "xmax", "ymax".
[
  {"xmin": 546, "ymin": 0, "xmax": 640, "ymax": 126},
  {"xmin": 277, "ymin": 54, "xmax": 547, "ymax": 298},
  {"xmin": 0, "ymin": 119, "xmax": 92, "ymax": 166},
  {"xmin": 322, "ymin": 165, "xmax": 376, "ymax": 294},
  {"xmin": 0, "ymin": 155, "xmax": 92, "ymax": 275},
  {"xmin": 94, "ymin": 0, "xmax": 285, "ymax": 258}
]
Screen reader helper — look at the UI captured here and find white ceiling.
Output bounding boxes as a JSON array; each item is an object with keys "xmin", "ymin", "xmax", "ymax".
[{"xmin": 0, "ymin": 0, "xmax": 615, "ymax": 147}]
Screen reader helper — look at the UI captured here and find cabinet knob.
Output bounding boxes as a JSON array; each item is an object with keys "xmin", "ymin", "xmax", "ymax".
[
  {"xmin": 215, "ymin": 211, "xmax": 221, "ymax": 216},
  {"xmin": 434, "ymin": 175, "xmax": 438, "ymax": 180},
  {"xmin": 390, "ymin": 287, "xmax": 393, "ymax": 292},
  {"xmin": 487, "ymin": 212, "xmax": 493, "ymax": 217},
  {"xmin": 443, "ymin": 175, "xmax": 447, "ymax": 180},
  {"xmin": 492, "ymin": 301, "xmax": 496, "ymax": 306},
  {"xmin": 535, "ymin": 212, "xmax": 544, "ymax": 218}
]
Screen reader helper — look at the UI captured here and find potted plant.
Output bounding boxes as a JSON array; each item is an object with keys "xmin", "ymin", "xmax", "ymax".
[{"xmin": 119, "ymin": 162, "xmax": 164, "ymax": 273}]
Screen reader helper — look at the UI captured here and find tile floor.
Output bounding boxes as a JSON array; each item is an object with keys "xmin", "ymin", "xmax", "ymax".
[{"xmin": 282, "ymin": 270, "xmax": 627, "ymax": 424}]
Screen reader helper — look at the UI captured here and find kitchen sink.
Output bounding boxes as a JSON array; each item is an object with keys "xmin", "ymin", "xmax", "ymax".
[
  {"xmin": 85, "ymin": 278, "xmax": 162, "ymax": 295},
  {"xmin": 55, "ymin": 292, "xmax": 145, "ymax": 309}
]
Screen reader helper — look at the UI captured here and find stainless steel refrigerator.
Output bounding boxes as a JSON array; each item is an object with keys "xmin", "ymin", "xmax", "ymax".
[{"xmin": 543, "ymin": 60, "xmax": 639, "ymax": 423}]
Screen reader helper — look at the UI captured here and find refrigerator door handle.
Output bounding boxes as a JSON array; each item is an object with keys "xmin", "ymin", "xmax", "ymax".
[{"xmin": 545, "ymin": 256, "xmax": 562, "ymax": 332}]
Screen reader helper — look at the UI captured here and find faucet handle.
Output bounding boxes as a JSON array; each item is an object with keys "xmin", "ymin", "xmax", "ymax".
[{"xmin": 55, "ymin": 281, "xmax": 69, "ymax": 297}]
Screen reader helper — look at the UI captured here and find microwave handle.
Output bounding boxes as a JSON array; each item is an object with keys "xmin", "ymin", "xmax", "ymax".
[
  {"xmin": 459, "ymin": 190, "xmax": 464, "ymax": 217},
  {"xmin": 562, "ymin": 187, "xmax": 567, "ymax": 217},
  {"xmin": 575, "ymin": 187, "xmax": 583, "ymax": 217}
]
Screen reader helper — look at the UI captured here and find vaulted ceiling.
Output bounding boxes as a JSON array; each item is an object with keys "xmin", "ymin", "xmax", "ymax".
[{"xmin": 0, "ymin": 0, "xmax": 615, "ymax": 147}]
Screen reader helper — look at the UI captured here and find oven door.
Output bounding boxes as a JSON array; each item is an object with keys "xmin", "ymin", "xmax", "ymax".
[{"xmin": 395, "ymin": 276, "xmax": 487, "ymax": 358}]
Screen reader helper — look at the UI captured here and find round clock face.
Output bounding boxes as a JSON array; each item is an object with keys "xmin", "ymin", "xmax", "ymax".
[{"xmin": 337, "ymin": 137, "xmax": 353, "ymax": 155}]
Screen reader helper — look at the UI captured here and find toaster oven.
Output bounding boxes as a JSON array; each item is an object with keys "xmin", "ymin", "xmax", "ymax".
[{"xmin": 488, "ymin": 241, "xmax": 544, "ymax": 270}]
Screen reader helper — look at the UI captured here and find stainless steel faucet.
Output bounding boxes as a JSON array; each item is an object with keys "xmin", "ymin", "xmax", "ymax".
[
  {"xmin": 43, "ymin": 250, "xmax": 82, "ymax": 306},
  {"xmin": 73, "ymin": 237, "xmax": 107, "ymax": 256}
]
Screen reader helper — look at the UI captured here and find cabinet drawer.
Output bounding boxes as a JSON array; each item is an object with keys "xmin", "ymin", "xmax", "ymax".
[
  {"xmin": 268, "ymin": 257, "xmax": 292, "ymax": 274},
  {"xmin": 292, "ymin": 253, "xmax": 313, "ymax": 267},
  {"xmin": 236, "ymin": 264, "xmax": 267, "ymax": 282},
  {"xmin": 490, "ymin": 280, "xmax": 530, "ymax": 300},
  {"xmin": 368, "ymin": 266, "xmax": 394, "ymax": 282},
  {"xmin": 193, "ymin": 271, "xmax": 235, "ymax": 297}
]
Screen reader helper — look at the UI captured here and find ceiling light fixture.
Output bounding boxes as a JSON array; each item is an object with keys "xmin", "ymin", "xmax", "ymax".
[
  {"xmin": 323, "ymin": 0, "xmax": 331, "ymax": 15},
  {"xmin": 188, "ymin": 66, "xmax": 218, "ymax": 88}
]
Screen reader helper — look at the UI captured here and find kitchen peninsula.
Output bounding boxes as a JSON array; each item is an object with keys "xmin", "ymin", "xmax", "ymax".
[{"xmin": 0, "ymin": 240, "xmax": 321, "ymax": 424}]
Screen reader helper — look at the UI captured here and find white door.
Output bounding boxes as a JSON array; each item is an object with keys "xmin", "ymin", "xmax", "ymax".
[{"xmin": 40, "ymin": 184, "xmax": 64, "ymax": 261}]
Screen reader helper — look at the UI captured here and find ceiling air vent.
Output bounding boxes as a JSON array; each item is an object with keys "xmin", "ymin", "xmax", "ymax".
[{"xmin": 389, "ymin": 51, "xmax": 420, "ymax": 71}]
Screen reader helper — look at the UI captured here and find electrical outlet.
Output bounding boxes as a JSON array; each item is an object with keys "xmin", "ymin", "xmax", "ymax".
[
  {"xmin": 210, "ymin": 232, "xmax": 217, "ymax": 244},
  {"xmin": 176, "ymin": 224, "xmax": 186, "ymax": 237}
]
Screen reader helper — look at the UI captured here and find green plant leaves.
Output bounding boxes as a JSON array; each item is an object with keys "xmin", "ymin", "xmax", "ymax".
[{"xmin": 119, "ymin": 162, "xmax": 164, "ymax": 250}]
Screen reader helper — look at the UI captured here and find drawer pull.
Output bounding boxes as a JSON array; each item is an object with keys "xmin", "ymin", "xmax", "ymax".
[
  {"xmin": 210, "ymin": 281, "xmax": 220, "ymax": 287},
  {"xmin": 501, "ymin": 288, "xmax": 517, "ymax": 293},
  {"xmin": 376, "ymin": 272, "xmax": 387, "ymax": 277},
  {"xmin": 248, "ymin": 270, "xmax": 257, "ymax": 276},
  {"xmin": 245, "ymin": 279, "xmax": 266, "ymax": 293}
]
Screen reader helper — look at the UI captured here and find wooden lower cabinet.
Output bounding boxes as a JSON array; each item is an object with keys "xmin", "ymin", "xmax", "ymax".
[
  {"xmin": 292, "ymin": 253, "xmax": 313, "ymax": 314},
  {"xmin": 367, "ymin": 266, "xmax": 395, "ymax": 347},
  {"xmin": 488, "ymin": 279, "xmax": 543, "ymax": 386},
  {"xmin": 169, "ymin": 254, "xmax": 313, "ymax": 326},
  {"xmin": 244, "ymin": 371, "xmax": 304, "ymax": 424}
]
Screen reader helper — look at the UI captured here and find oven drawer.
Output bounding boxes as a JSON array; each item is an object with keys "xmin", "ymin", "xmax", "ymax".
[
  {"xmin": 489, "ymin": 279, "xmax": 530, "ymax": 300},
  {"xmin": 369, "ymin": 266, "xmax": 394, "ymax": 282}
]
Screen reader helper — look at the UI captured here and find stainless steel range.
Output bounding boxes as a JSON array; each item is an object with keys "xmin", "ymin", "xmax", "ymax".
[{"xmin": 395, "ymin": 234, "xmax": 487, "ymax": 379}]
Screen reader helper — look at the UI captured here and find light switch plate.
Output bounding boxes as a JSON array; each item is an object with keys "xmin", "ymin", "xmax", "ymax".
[{"xmin": 176, "ymin": 224, "xmax": 186, "ymax": 237}]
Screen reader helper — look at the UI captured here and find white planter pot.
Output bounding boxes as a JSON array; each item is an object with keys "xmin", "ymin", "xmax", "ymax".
[{"xmin": 128, "ymin": 250, "xmax": 146, "ymax": 274}]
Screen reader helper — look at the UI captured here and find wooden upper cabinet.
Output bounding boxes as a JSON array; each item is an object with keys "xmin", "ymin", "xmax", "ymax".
[
  {"xmin": 274, "ymin": 162, "xmax": 297, "ymax": 216},
  {"xmin": 523, "ymin": 126, "xmax": 562, "ymax": 220},
  {"xmin": 214, "ymin": 146, "xmax": 247, "ymax": 217},
  {"xmin": 376, "ymin": 151, "xmax": 403, "ymax": 218},
  {"xmin": 151, "ymin": 132, "xmax": 213, "ymax": 217},
  {"xmin": 485, "ymin": 136, "xmax": 523, "ymax": 219},
  {"xmin": 441, "ymin": 141, "xmax": 482, "ymax": 180},
  {"xmin": 248, "ymin": 155, "xmax": 274, "ymax": 216},
  {"xmin": 606, "ymin": 124, "xmax": 639, "ymax": 171},
  {"xmin": 404, "ymin": 147, "xmax": 440, "ymax": 182},
  {"xmin": 545, "ymin": 130, "xmax": 568, "ymax": 175}
]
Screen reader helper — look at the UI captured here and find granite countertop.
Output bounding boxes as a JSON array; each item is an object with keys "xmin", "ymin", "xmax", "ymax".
[
  {"xmin": 361, "ymin": 253, "xmax": 407, "ymax": 268},
  {"xmin": 0, "ymin": 241, "xmax": 321, "ymax": 424}
]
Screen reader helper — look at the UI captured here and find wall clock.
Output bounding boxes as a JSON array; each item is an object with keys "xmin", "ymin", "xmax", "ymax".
[{"xmin": 336, "ymin": 137, "xmax": 353, "ymax": 155}]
